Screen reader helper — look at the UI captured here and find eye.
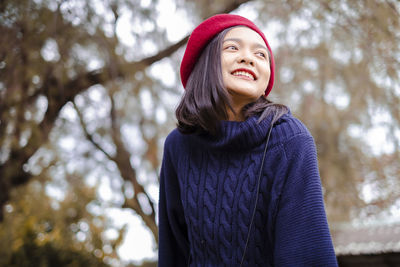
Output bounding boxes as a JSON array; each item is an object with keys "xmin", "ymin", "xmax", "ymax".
[
  {"xmin": 256, "ymin": 51, "xmax": 266, "ymax": 58},
  {"xmin": 225, "ymin": 45, "xmax": 238, "ymax": 51}
]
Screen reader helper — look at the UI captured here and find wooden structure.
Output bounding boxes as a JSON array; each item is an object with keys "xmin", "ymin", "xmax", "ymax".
[{"xmin": 333, "ymin": 222, "xmax": 400, "ymax": 267}]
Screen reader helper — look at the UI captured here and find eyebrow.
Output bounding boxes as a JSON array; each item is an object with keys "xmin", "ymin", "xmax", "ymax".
[{"xmin": 223, "ymin": 38, "xmax": 268, "ymax": 51}]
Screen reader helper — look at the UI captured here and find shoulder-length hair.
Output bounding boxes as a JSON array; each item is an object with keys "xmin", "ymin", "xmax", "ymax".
[{"xmin": 176, "ymin": 27, "xmax": 288, "ymax": 135}]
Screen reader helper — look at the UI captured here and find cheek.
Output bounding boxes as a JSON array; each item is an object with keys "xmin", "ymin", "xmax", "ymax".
[
  {"xmin": 221, "ymin": 55, "xmax": 230, "ymax": 71},
  {"xmin": 221, "ymin": 58, "xmax": 232, "ymax": 84},
  {"xmin": 260, "ymin": 67, "xmax": 271, "ymax": 83},
  {"xmin": 222, "ymin": 71, "xmax": 231, "ymax": 88}
]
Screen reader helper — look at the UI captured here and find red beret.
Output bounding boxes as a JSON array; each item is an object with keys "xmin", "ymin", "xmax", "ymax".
[{"xmin": 180, "ymin": 14, "xmax": 275, "ymax": 96}]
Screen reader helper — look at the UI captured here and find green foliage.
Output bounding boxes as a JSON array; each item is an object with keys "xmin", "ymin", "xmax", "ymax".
[
  {"xmin": 0, "ymin": 173, "xmax": 117, "ymax": 266},
  {"xmin": 6, "ymin": 229, "xmax": 108, "ymax": 267}
]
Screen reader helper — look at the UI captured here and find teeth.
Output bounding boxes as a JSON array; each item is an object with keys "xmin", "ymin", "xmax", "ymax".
[{"xmin": 232, "ymin": 71, "xmax": 254, "ymax": 80}]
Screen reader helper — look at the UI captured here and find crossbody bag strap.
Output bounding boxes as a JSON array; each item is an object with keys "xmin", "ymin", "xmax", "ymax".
[{"xmin": 239, "ymin": 124, "xmax": 274, "ymax": 267}]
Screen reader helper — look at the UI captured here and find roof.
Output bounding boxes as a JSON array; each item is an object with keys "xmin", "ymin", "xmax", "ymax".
[{"xmin": 332, "ymin": 222, "xmax": 400, "ymax": 255}]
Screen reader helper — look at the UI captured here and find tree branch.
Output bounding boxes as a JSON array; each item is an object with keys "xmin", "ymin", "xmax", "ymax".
[
  {"xmin": 72, "ymin": 101, "xmax": 115, "ymax": 162},
  {"xmin": 0, "ymin": 0, "xmax": 255, "ymax": 222},
  {"xmin": 107, "ymin": 91, "xmax": 158, "ymax": 241},
  {"xmin": 122, "ymin": 197, "xmax": 158, "ymax": 243}
]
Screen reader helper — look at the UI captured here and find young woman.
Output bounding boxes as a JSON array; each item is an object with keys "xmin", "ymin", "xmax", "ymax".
[{"xmin": 158, "ymin": 14, "xmax": 338, "ymax": 266}]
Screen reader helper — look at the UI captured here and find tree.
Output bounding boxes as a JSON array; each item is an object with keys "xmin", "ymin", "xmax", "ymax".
[
  {"xmin": 0, "ymin": 168, "xmax": 116, "ymax": 266},
  {"xmin": 1, "ymin": 0, "xmax": 399, "ymax": 264},
  {"xmin": 254, "ymin": 0, "xmax": 400, "ymax": 222},
  {"xmin": 0, "ymin": 0, "xmax": 252, "ymax": 263}
]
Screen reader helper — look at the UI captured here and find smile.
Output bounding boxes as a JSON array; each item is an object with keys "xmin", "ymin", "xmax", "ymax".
[{"xmin": 231, "ymin": 69, "xmax": 256, "ymax": 80}]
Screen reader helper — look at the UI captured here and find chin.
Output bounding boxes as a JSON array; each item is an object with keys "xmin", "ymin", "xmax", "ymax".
[{"xmin": 228, "ymin": 87, "xmax": 262, "ymax": 98}]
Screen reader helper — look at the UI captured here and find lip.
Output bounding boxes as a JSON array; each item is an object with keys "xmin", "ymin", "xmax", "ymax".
[{"xmin": 231, "ymin": 68, "xmax": 257, "ymax": 80}]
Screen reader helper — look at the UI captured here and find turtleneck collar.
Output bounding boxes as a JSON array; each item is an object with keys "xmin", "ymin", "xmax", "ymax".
[{"xmin": 188, "ymin": 114, "xmax": 274, "ymax": 152}]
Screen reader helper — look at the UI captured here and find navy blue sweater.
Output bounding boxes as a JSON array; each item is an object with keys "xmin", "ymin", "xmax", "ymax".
[{"xmin": 158, "ymin": 112, "xmax": 338, "ymax": 266}]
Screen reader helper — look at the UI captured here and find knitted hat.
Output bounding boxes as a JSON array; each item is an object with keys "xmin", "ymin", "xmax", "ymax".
[{"xmin": 180, "ymin": 14, "xmax": 275, "ymax": 96}]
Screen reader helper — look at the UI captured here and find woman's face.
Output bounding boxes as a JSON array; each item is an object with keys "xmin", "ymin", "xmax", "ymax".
[{"xmin": 221, "ymin": 27, "xmax": 270, "ymax": 105}]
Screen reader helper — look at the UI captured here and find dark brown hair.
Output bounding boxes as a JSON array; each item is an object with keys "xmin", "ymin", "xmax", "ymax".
[{"xmin": 176, "ymin": 27, "xmax": 288, "ymax": 135}]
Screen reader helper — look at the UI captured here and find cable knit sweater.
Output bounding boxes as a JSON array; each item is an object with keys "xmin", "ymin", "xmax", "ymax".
[{"xmin": 158, "ymin": 112, "xmax": 338, "ymax": 266}]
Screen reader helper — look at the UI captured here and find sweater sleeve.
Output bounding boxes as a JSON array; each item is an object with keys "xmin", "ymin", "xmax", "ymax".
[
  {"xmin": 158, "ymin": 135, "xmax": 189, "ymax": 267},
  {"xmin": 273, "ymin": 133, "xmax": 338, "ymax": 267}
]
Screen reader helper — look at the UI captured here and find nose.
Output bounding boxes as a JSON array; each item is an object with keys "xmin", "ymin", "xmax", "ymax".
[{"xmin": 238, "ymin": 50, "xmax": 254, "ymax": 66}]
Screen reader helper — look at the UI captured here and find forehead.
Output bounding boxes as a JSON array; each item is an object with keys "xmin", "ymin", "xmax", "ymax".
[{"xmin": 223, "ymin": 26, "xmax": 265, "ymax": 46}]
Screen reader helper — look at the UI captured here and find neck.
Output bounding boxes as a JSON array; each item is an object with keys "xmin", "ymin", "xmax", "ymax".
[
  {"xmin": 226, "ymin": 93, "xmax": 259, "ymax": 121},
  {"xmin": 227, "ymin": 105, "xmax": 245, "ymax": 121}
]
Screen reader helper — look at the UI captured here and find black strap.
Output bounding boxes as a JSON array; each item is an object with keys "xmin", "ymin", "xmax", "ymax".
[{"xmin": 240, "ymin": 124, "xmax": 273, "ymax": 267}]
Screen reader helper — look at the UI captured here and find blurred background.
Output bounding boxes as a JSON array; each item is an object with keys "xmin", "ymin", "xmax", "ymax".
[{"xmin": 0, "ymin": 0, "xmax": 399, "ymax": 266}]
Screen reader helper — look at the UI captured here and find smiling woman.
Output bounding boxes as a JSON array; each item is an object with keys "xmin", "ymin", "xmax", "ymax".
[
  {"xmin": 175, "ymin": 19, "xmax": 285, "ymax": 134},
  {"xmin": 221, "ymin": 27, "xmax": 271, "ymax": 120},
  {"xmin": 158, "ymin": 14, "xmax": 338, "ymax": 266}
]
